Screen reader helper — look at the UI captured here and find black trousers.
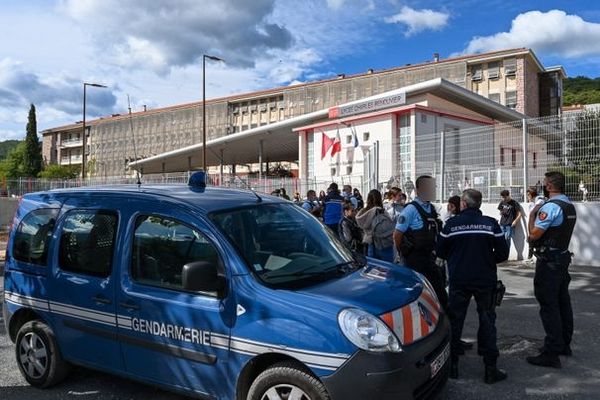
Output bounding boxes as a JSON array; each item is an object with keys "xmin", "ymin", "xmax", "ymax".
[
  {"xmin": 448, "ymin": 285, "xmax": 499, "ymax": 366},
  {"xmin": 405, "ymin": 250, "xmax": 448, "ymax": 310},
  {"xmin": 534, "ymin": 252, "xmax": 573, "ymax": 355},
  {"xmin": 326, "ymin": 223, "xmax": 340, "ymax": 237}
]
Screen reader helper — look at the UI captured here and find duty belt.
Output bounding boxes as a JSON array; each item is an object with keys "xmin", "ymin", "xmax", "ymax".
[{"xmin": 534, "ymin": 246, "xmax": 572, "ymax": 258}]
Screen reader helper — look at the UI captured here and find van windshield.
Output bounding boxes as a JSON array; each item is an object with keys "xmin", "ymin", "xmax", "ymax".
[{"xmin": 210, "ymin": 203, "xmax": 362, "ymax": 287}]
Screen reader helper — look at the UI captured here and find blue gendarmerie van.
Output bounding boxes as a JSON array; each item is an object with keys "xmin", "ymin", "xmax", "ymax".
[{"xmin": 2, "ymin": 173, "xmax": 449, "ymax": 400}]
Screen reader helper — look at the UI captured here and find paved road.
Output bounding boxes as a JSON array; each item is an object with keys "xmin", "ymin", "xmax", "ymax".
[{"xmin": 1, "ymin": 262, "xmax": 599, "ymax": 399}]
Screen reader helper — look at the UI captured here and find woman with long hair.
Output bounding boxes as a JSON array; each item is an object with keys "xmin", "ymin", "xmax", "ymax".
[
  {"xmin": 356, "ymin": 189, "xmax": 395, "ymax": 262},
  {"xmin": 445, "ymin": 195, "xmax": 461, "ymax": 223}
]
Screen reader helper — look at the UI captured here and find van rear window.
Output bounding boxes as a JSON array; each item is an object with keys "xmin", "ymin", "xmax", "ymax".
[{"xmin": 12, "ymin": 209, "xmax": 59, "ymax": 266}]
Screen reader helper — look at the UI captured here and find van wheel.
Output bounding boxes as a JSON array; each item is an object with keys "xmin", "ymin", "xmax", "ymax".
[
  {"xmin": 15, "ymin": 320, "xmax": 69, "ymax": 388},
  {"xmin": 247, "ymin": 361, "xmax": 329, "ymax": 400}
]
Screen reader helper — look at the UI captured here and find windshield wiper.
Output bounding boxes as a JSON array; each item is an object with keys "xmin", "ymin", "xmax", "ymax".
[{"xmin": 265, "ymin": 260, "xmax": 363, "ymax": 280}]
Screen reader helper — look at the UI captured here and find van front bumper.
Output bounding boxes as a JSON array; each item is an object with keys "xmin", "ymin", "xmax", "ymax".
[{"xmin": 321, "ymin": 313, "xmax": 450, "ymax": 400}]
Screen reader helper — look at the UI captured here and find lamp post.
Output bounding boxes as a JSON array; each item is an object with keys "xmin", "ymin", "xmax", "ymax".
[
  {"xmin": 82, "ymin": 82, "xmax": 108, "ymax": 179},
  {"xmin": 202, "ymin": 54, "xmax": 224, "ymax": 172}
]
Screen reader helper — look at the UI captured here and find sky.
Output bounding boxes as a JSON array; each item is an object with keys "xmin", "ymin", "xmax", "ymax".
[{"xmin": 1, "ymin": 0, "xmax": 599, "ymax": 141}]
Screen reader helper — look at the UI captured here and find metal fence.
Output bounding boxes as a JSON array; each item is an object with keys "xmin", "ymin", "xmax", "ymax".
[
  {"xmin": 419, "ymin": 109, "xmax": 600, "ymax": 203},
  {"xmin": 308, "ymin": 109, "xmax": 600, "ymax": 203},
  {"xmin": 3, "ymin": 109, "xmax": 600, "ymax": 203},
  {"xmin": 0, "ymin": 173, "xmax": 336, "ymax": 200}
]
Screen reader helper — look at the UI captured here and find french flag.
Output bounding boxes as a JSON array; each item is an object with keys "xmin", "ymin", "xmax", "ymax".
[
  {"xmin": 330, "ymin": 129, "xmax": 341, "ymax": 158},
  {"xmin": 321, "ymin": 132, "xmax": 334, "ymax": 160}
]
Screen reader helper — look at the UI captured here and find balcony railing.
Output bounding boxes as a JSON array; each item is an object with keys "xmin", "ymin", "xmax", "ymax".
[
  {"xmin": 60, "ymin": 155, "xmax": 83, "ymax": 165},
  {"xmin": 60, "ymin": 138, "xmax": 83, "ymax": 148}
]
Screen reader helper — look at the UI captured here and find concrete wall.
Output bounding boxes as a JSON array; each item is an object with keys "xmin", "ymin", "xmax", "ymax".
[
  {"xmin": 438, "ymin": 202, "xmax": 600, "ymax": 267},
  {"xmin": 0, "ymin": 198, "xmax": 19, "ymax": 229}
]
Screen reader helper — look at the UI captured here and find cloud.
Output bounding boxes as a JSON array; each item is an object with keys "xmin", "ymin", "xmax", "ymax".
[
  {"xmin": 385, "ymin": 6, "xmax": 450, "ymax": 37},
  {"xmin": 0, "ymin": 128, "xmax": 24, "ymax": 141},
  {"xmin": 0, "ymin": 58, "xmax": 118, "ymax": 119},
  {"xmin": 0, "ymin": 0, "xmax": 390, "ymax": 137},
  {"xmin": 326, "ymin": 0, "xmax": 346, "ymax": 9},
  {"xmin": 462, "ymin": 10, "xmax": 600, "ymax": 58},
  {"xmin": 59, "ymin": 0, "xmax": 294, "ymax": 73}
]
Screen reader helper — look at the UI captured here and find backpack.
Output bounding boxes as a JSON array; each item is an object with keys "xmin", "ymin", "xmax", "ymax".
[
  {"xmin": 401, "ymin": 202, "xmax": 442, "ymax": 256},
  {"xmin": 371, "ymin": 208, "xmax": 396, "ymax": 250}
]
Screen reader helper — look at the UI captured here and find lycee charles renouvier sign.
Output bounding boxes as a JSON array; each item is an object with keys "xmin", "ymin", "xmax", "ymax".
[{"xmin": 329, "ymin": 91, "xmax": 406, "ymax": 118}]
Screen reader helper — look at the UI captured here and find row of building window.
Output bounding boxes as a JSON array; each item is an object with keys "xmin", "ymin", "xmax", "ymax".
[
  {"xmin": 471, "ymin": 59, "xmax": 517, "ymax": 81},
  {"xmin": 499, "ymin": 147, "xmax": 538, "ymax": 168}
]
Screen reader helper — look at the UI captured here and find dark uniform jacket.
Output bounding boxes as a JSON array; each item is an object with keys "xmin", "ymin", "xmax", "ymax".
[{"xmin": 436, "ymin": 208, "xmax": 509, "ymax": 287}]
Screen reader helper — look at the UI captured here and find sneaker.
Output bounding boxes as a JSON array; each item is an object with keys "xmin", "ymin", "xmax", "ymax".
[
  {"xmin": 526, "ymin": 352, "xmax": 562, "ymax": 368},
  {"xmin": 460, "ymin": 339, "xmax": 474, "ymax": 350}
]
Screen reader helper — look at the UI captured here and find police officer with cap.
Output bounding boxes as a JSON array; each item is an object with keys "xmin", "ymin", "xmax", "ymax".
[
  {"xmin": 393, "ymin": 175, "xmax": 447, "ymax": 308},
  {"xmin": 436, "ymin": 189, "xmax": 509, "ymax": 384},
  {"xmin": 527, "ymin": 171, "xmax": 577, "ymax": 369}
]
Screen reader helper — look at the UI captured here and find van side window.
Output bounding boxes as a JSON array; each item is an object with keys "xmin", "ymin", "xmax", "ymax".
[
  {"xmin": 12, "ymin": 209, "xmax": 59, "ymax": 266},
  {"xmin": 131, "ymin": 215, "xmax": 220, "ymax": 292},
  {"xmin": 58, "ymin": 210, "xmax": 118, "ymax": 277}
]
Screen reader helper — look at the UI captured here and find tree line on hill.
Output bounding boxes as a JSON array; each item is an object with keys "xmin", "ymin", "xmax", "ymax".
[{"xmin": 0, "ymin": 104, "xmax": 79, "ymax": 180}]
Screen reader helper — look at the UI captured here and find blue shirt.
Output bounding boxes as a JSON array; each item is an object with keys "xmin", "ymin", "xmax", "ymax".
[
  {"xmin": 343, "ymin": 194, "xmax": 358, "ymax": 209},
  {"xmin": 535, "ymin": 194, "xmax": 571, "ymax": 230},
  {"xmin": 302, "ymin": 200, "xmax": 315, "ymax": 212},
  {"xmin": 322, "ymin": 193, "xmax": 344, "ymax": 225},
  {"xmin": 395, "ymin": 197, "xmax": 432, "ymax": 232}
]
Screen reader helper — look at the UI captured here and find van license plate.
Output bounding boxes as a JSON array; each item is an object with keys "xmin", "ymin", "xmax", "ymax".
[{"xmin": 431, "ymin": 343, "xmax": 450, "ymax": 378}]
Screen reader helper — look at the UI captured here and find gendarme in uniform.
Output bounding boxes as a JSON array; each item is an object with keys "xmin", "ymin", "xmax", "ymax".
[
  {"xmin": 530, "ymin": 193, "xmax": 577, "ymax": 361},
  {"xmin": 395, "ymin": 196, "xmax": 447, "ymax": 308}
]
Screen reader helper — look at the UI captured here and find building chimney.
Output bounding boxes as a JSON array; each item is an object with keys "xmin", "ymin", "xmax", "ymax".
[
  {"xmin": 433, "ymin": 53, "xmax": 440, "ymax": 62},
  {"xmin": 367, "ymin": 68, "xmax": 374, "ymax": 74},
  {"xmin": 337, "ymin": 73, "xmax": 345, "ymax": 79},
  {"xmin": 143, "ymin": 105, "xmax": 147, "ymax": 112}
]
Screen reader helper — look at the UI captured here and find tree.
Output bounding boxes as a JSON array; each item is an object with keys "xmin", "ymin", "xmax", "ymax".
[
  {"xmin": 0, "ymin": 142, "xmax": 27, "ymax": 178},
  {"xmin": 563, "ymin": 76, "xmax": 600, "ymax": 106},
  {"xmin": 39, "ymin": 164, "xmax": 80, "ymax": 179},
  {"xmin": 23, "ymin": 104, "xmax": 43, "ymax": 177},
  {"xmin": 0, "ymin": 140, "xmax": 21, "ymax": 161}
]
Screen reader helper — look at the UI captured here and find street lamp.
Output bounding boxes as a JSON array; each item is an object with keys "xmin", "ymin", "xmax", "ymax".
[
  {"xmin": 82, "ymin": 82, "xmax": 108, "ymax": 179},
  {"xmin": 202, "ymin": 54, "xmax": 224, "ymax": 172}
]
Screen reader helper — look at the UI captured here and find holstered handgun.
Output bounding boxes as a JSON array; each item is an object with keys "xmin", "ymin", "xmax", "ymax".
[{"xmin": 493, "ymin": 280, "xmax": 506, "ymax": 307}]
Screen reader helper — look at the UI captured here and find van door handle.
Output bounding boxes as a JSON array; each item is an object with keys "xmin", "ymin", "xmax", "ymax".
[
  {"xmin": 119, "ymin": 302, "xmax": 140, "ymax": 311},
  {"xmin": 92, "ymin": 295, "xmax": 111, "ymax": 305}
]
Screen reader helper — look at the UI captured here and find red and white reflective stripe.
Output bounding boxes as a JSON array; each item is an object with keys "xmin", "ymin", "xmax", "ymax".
[{"xmin": 381, "ymin": 289, "xmax": 440, "ymax": 346}]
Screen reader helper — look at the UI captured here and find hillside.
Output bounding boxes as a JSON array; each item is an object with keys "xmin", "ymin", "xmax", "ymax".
[
  {"xmin": 563, "ymin": 76, "xmax": 600, "ymax": 106},
  {"xmin": 0, "ymin": 140, "xmax": 21, "ymax": 161}
]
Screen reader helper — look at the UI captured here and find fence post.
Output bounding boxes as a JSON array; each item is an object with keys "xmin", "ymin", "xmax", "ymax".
[
  {"xmin": 374, "ymin": 140, "xmax": 380, "ymax": 191},
  {"xmin": 258, "ymin": 140, "xmax": 263, "ymax": 184},
  {"xmin": 440, "ymin": 129, "xmax": 446, "ymax": 202},
  {"xmin": 522, "ymin": 118, "xmax": 529, "ymax": 203}
]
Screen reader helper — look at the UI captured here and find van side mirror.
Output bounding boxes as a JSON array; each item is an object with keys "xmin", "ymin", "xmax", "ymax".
[{"xmin": 182, "ymin": 261, "xmax": 226, "ymax": 295}]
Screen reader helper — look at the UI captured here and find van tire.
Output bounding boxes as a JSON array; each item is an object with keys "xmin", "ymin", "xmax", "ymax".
[
  {"xmin": 247, "ymin": 361, "xmax": 329, "ymax": 400},
  {"xmin": 15, "ymin": 320, "xmax": 70, "ymax": 388}
]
